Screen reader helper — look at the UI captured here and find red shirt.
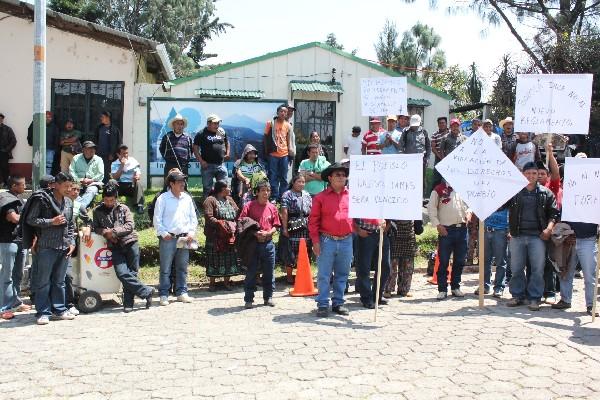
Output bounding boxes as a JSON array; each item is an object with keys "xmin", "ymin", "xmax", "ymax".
[
  {"xmin": 544, "ymin": 178, "xmax": 563, "ymax": 209},
  {"xmin": 309, "ymin": 187, "xmax": 353, "ymax": 243},
  {"xmin": 239, "ymin": 200, "xmax": 281, "ymax": 231},
  {"xmin": 361, "ymin": 130, "xmax": 381, "ymax": 155}
]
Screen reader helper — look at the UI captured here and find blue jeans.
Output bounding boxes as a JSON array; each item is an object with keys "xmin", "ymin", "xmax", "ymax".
[
  {"xmin": 509, "ymin": 235, "xmax": 546, "ymax": 300},
  {"xmin": 10, "ymin": 243, "xmax": 27, "ymax": 307},
  {"xmin": 268, "ymin": 155, "xmax": 288, "ymax": 201},
  {"xmin": 201, "ymin": 163, "xmax": 228, "ymax": 195},
  {"xmin": 483, "ymin": 228, "xmax": 508, "ymax": 291},
  {"xmin": 77, "ymin": 185, "xmax": 99, "ymax": 209},
  {"xmin": 356, "ymin": 231, "xmax": 391, "ymax": 304},
  {"xmin": 244, "ymin": 241, "xmax": 276, "ymax": 303},
  {"xmin": 158, "ymin": 238, "xmax": 189, "ymax": 297},
  {"xmin": 112, "ymin": 242, "xmax": 152, "ymax": 308},
  {"xmin": 33, "ymin": 248, "xmax": 69, "ymax": 317},
  {"xmin": 316, "ymin": 235, "xmax": 353, "ymax": 308},
  {"xmin": 559, "ymin": 237, "xmax": 598, "ymax": 307},
  {"xmin": 46, "ymin": 149, "xmax": 55, "ymax": 175},
  {"xmin": 437, "ymin": 226, "xmax": 468, "ymax": 292},
  {"xmin": 0, "ymin": 243, "xmax": 17, "ymax": 311}
]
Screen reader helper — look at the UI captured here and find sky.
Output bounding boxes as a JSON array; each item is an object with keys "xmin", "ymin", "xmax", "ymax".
[{"xmin": 206, "ymin": 0, "xmax": 534, "ymax": 98}]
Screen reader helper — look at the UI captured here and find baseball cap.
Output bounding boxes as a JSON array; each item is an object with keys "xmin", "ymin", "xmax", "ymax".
[{"xmin": 207, "ymin": 114, "xmax": 222, "ymax": 123}]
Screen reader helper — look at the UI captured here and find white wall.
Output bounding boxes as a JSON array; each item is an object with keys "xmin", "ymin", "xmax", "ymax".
[
  {"xmin": 0, "ymin": 12, "xmax": 137, "ymax": 171},
  {"xmin": 170, "ymin": 45, "xmax": 450, "ymax": 162}
]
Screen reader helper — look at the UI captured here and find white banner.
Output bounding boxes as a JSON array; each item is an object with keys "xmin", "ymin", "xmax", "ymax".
[
  {"xmin": 349, "ymin": 154, "xmax": 423, "ymax": 220},
  {"xmin": 561, "ymin": 157, "xmax": 600, "ymax": 224},
  {"xmin": 435, "ymin": 129, "xmax": 528, "ymax": 220},
  {"xmin": 360, "ymin": 77, "xmax": 407, "ymax": 117},
  {"xmin": 515, "ymin": 74, "xmax": 593, "ymax": 135}
]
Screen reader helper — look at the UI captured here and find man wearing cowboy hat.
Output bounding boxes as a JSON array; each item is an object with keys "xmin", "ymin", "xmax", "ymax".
[
  {"xmin": 309, "ymin": 162, "xmax": 353, "ymax": 317},
  {"xmin": 499, "ymin": 116, "xmax": 517, "ymax": 160},
  {"xmin": 160, "ymin": 114, "xmax": 194, "ymax": 178}
]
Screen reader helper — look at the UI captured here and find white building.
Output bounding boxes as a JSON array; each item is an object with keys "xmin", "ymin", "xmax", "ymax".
[
  {"xmin": 166, "ymin": 42, "xmax": 452, "ymax": 162},
  {"xmin": 0, "ymin": 0, "xmax": 173, "ymax": 179}
]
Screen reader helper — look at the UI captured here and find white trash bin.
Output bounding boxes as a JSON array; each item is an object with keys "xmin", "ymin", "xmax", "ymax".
[{"xmin": 73, "ymin": 232, "xmax": 122, "ymax": 313}]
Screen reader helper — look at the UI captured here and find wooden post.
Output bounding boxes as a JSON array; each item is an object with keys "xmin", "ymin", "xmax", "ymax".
[
  {"xmin": 374, "ymin": 228, "xmax": 384, "ymax": 322},
  {"xmin": 478, "ymin": 219, "xmax": 485, "ymax": 309},
  {"xmin": 593, "ymin": 237, "xmax": 600, "ymax": 322}
]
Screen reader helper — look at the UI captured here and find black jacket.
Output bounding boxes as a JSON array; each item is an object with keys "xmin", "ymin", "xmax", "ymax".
[
  {"xmin": 0, "ymin": 124, "xmax": 17, "ymax": 158},
  {"xmin": 18, "ymin": 189, "xmax": 62, "ymax": 249},
  {"xmin": 94, "ymin": 124, "xmax": 122, "ymax": 157},
  {"xmin": 508, "ymin": 184, "xmax": 559, "ymax": 237},
  {"xmin": 236, "ymin": 217, "xmax": 260, "ymax": 267},
  {"xmin": 27, "ymin": 121, "xmax": 60, "ymax": 151}
]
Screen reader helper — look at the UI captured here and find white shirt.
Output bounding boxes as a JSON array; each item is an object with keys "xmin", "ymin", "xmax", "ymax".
[
  {"xmin": 488, "ymin": 133, "xmax": 502, "ymax": 148},
  {"xmin": 153, "ymin": 190, "xmax": 198, "ymax": 238},
  {"xmin": 344, "ymin": 133, "xmax": 363, "ymax": 156}
]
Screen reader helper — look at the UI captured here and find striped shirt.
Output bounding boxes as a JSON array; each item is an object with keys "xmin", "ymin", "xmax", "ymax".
[
  {"xmin": 362, "ymin": 130, "xmax": 381, "ymax": 155},
  {"xmin": 431, "ymin": 129, "xmax": 449, "ymax": 158}
]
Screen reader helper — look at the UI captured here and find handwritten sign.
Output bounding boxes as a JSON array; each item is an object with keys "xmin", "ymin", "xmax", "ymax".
[
  {"xmin": 561, "ymin": 158, "xmax": 600, "ymax": 224},
  {"xmin": 349, "ymin": 154, "xmax": 423, "ymax": 220},
  {"xmin": 360, "ymin": 77, "xmax": 407, "ymax": 117},
  {"xmin": 515, "ymin": 74, "xmax": 593, "ymax": 135},
  {"xmin": 435, "ymin": 129, "xmax": 527, "ymax": 220}
]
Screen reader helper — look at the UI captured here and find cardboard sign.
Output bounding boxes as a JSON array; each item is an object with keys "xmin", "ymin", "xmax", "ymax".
[
  {"xmin": 360, "ymin": 77, "xmax": 407, "ymax": 117},
  {"xmin": 562, "ymin": 157, "xmax": 600, "ymax": 224},
  {"xmin": 515, "ymin": 74, "xmax": 593, "ymax": 135},
  {"xmin": 349, "ymin": 154, "xmax": 423, "ymax": 220},
  {"xmin": 435, "ymin": 129, "xmax": 528, "ymax": 220}
]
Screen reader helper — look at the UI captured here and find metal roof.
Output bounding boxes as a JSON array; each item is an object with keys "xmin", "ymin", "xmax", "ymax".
[
  {"xmin": 408, "ymin": 98, "xmax": 432, "ymax": 107},
  {"xmin": 290, "ymin": 80, "xmax": 344, "ymax": 93},
  {"xmin": 194, "ymin": 88, "xmax": 264, "ymax": 99},
  {"xmin": 169, "ymin": 42, "xmax": 452, "ymax": 101},
  {"xmin": 0, "ymin": 0, "xmax": 175, "ymax": 81}
]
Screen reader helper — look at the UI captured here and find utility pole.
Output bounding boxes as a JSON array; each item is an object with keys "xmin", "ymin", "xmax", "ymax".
[{"xmin": 32, "ymin": 0, "xmax": 46, "ymax": 188}]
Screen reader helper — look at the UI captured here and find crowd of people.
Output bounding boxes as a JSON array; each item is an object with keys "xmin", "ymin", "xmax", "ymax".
[{"xmin": 0, "ymin": 103, "xmax": 598, "ymax": 324}]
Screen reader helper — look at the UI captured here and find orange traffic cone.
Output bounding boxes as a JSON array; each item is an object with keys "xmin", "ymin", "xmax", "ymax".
[
  {"xmin": 427, "ymin": 249, "xmax": 452, "ymax": 285},
  {"xmin": 290, "ymin": 238, "xmax": 318, "ymax": 296}
]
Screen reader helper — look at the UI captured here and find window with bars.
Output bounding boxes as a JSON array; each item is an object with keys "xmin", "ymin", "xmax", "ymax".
[
  {"xmin": 51, "ymin": 79, "xmax": 124, "ymax": 140},
  {"xmin": 293, "ymin": 100, "xmax": 336, "ymax": 158}
]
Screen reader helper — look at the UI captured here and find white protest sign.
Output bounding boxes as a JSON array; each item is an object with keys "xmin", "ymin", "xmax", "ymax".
[
  {"xmin": 561, "ymin": 158, "xmax": 600, "ymax": 224},
  {"xmin": 360, "ymin": 77, "xmax": 407, "ymax": 117},
  {"xmin": 515, "ymin": 74, "xmax": 593, "ymax": 135},
  {"xmin": 349, "ymin": 154, "xmax": 423, "ymax": 220},
  {"xmin": 435, "ymin": 129, "xmax": 528, "ymax": 220}
]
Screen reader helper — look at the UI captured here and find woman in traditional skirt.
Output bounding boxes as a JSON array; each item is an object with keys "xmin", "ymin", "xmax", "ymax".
[
  {"xmin": 384, "ymin": 220, "xmax": 423, "ymax": 297},
  {"xmin": 203, "ymin": 180, "xmax": 242, "ymax": 291},
  {"xmin": 279, "ymin": 174, "xmax": 312, "ymax": 284}
]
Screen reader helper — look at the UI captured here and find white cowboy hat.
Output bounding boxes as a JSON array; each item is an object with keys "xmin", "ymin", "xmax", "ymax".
[
  {"xmin": 499, "ymin": 116, "xmax": 514, "ymax": 129},
  {"xmin": 168, "ymin": 113, "xmax": 188, "ymax": 129}
]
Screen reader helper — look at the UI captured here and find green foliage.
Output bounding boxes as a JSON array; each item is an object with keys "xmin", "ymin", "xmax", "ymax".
[
  {"xmin": 416, "ymin": 224, "xmax": 438, "ymax": 258},
  {"xmin": 374, "ymin": 19, "xmax": 399, "ymax": 66},
  {"xmin": 325, "ymin": 33, "xmax": 357, "ymax": 56},
  {"xmin": 429, "ymin": 65, "xmax": 470, "ymax": 107},
  {"xmin": 488, "ymin": 54, "xmax": 518, "ymax": 123},
  {"xmin": 48, "ymin": 0, "xmax": 232, "ymax": 77},
  {"xmin": 467, "ymin": 63, "xmax": 482, "ymax": 104}
]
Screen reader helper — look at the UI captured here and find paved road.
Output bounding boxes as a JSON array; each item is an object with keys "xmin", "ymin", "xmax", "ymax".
[{"xmin": 2, "ymin": 271, "xmax": 600, "ymax": 400}]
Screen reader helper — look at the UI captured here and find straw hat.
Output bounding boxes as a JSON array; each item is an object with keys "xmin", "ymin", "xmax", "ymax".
[
  {"xmin": 499, "ymin": 117, "xmax": 514, "ymax": 129},
  {"xmin": 168, "ymin": 113, "xmax": 188, "ymax": 129}
]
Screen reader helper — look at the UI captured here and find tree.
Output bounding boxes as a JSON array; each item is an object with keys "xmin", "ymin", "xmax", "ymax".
[
  {"xmin": 467, "ymin": 62, "xmax": 482, "ymax": 104},
  {"xmin": 325, "ymin": 33, "xmax": 357, "ymax": 55},
  {"xmin": 429, "ymin": 65, "xmax": 470, "ymax": 107},
  {"xmin": 49, "ymin": 0, "xmax": 233, "ymax": 77},
  {"xmin": 488, "ymin": 55, "xmax": 518, "ymax": 123},
  {"xmin": 374, "ymin": 19, "xmax": 399, "ymax": 67}
]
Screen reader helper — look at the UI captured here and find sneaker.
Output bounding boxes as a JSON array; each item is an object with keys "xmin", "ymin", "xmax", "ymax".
[
  {"xmin": 451, "ymin": 289, "xmax": 465, "ymax": 297},
  {"xmin": 123, "ymin": 307, "xmax": 133, "ymax": 313},
  {"xmin": 244, "ymin": 302, "xmax": 253, "ymax": 309},
  {"xmin": 551, "ymin": 300, "xmax": 571, "ymax": 310},
  {"xmin": 362, "ymin": 302, "xmax": 375, "ymax": 309},
  {"xmin": 68, "ymin": 306, "xmax": 80, "ymax": 316},
  {"xmin": 145, "ymin": 288, "xmax": 155, "ymax": 309},
  {"xmin": 492, "ymin": 289, "xmax": 503, "ymax": 298},
  {"xmin": 474, "ymin": 288, "xmax": 491, "ymax": 295},
  {"xmin": 177, "ymin": 294, "xmax": 193, "ymax": 303},
  {"xmin": 436, "ymin": 292, "xmax": 448, "ymax": 300},
  {"xmin": 52, "ymin": 311, "xmax": 75, "ymax": 320},
  {"xmin": 36, "ymin": 315, "xmax": 49, "ymax": 325},
  {"xmin": 544, "ymin": 295, "xmax": 557, "ymax": 305},
  {"xmin": 159, "ymin": 296, "xmax": 169, "ymax": 306},
  {"xmin": 378, "ymin": 298, "xmax": 389, "ymax": 306},
  {"xmin": 507, "ymin": 298, "xmax": 525, "ymax": 307},
  {"xmin": 528, "ymin": 300, "xmax": 541, "ymax": 311},
  {"xmin": 383, "ymin": 291, "xmax": 392, "ymax": 299},
  {"xmin": 332, "ymin": 305, "xmax": 349, "ymax": 315},
  {"xmin": 316, "ymin": 307, "xmax": 329, "ymax": 317},
  {"xmin": 586, "ymin": 306, "xmax": 599, "ymax": 317},
  {"xmin": 264, "ymin": 298, "xmax": 275, "ymax": 307}
]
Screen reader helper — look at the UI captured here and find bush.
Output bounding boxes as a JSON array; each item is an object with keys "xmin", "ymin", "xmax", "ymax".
[{"xmin": 416, "ymin": 224, "xmax": 437, "ymax": 257}]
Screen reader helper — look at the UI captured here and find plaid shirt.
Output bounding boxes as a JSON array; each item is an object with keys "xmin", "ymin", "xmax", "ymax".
[
  {"xmin": 501, "ymin": 133, "xmax": 518, "ymax": 160},
  {"xmin": 354, "ymin": 218, "xmax": 382, "ymax": 233}
]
